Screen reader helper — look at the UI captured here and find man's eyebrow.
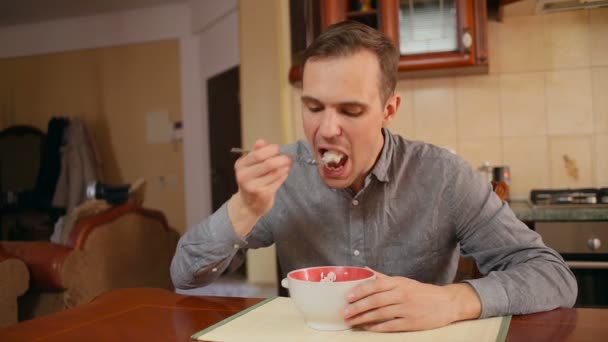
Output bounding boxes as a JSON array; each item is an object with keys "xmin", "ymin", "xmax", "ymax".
[
  {"xmin": 301, "ymin": 96, "xmax": 367, "ymax": 108},
  {"xmin": 339, "ymin": 101, "xmax": 367, "ymax": 108},
  {"xmin": 301, "ymin": 95, "xmax": 320, "ymax": 103}
]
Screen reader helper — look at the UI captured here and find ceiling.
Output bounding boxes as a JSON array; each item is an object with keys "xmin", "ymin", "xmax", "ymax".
[{"xmin": 0, "ymin": 0, "xmax": 186, "ymax": 27}]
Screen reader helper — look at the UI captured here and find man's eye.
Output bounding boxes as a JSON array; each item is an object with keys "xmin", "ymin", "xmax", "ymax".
[
  {"xmin": 308, "ymin": 106, "xmax": 323, "ymax": 113},
  {"xmin": 342, "ymin": 109, "xmax": 362, "ymax": 117}
]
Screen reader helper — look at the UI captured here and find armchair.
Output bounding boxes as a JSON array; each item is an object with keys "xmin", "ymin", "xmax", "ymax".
[
  {"xmin": 0, "ymin": 253, "xmax": 29, "ymax": 327},
  {"xmin": 0, "ymin": 202, "xmax": 179, "ymax": 321}
]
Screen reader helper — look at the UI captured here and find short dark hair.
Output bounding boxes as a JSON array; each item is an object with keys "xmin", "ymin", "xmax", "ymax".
[{"xmin": 302, "ymin": 21, "xmax": 399, "ymax": 104}]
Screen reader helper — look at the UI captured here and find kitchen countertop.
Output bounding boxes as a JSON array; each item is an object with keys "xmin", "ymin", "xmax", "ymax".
[{"xmin": 510, "ymin": 200, "xmax": 608, "ymax": 221}]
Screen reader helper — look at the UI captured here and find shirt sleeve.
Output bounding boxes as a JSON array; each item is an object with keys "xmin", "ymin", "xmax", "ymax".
[
  {"xmin": 170, "ymin": 201, "xmax": 274, "ymax": 289},
  {"xmin": 447, "ymin": 157, "xmax": 577, "ymax": 318}
]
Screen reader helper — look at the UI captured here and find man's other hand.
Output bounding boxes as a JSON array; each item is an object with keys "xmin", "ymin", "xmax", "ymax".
[{"xmin": 343, "ymin": 270, "xmax": 482, "ymax": 332}]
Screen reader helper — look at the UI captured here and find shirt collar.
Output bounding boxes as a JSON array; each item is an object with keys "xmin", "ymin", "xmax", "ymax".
[{"xmin": 369, "ymin": 128, "xmax": 392, "ymax": 183}]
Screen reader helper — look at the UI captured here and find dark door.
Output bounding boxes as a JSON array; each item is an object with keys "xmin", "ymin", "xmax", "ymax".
[{"xmin": 207, "ymin": 66, "xmax": 241, "ymax": 212}]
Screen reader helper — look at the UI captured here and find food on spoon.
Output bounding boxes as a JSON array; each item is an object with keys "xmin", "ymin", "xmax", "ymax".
[{"xmin": 321, "ymin": 150, "xmax": 347, "ymax": 170}]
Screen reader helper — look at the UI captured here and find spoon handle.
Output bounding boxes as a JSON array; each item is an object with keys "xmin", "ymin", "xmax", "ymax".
[{"xmin": 230, "ymin": 147, "xmax": 317, "ymax": 165}]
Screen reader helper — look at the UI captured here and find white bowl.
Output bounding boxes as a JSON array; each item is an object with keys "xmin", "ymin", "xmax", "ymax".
[{"xmin": 281, "ymin": 266, "xmax": 376, "ymax": 331}]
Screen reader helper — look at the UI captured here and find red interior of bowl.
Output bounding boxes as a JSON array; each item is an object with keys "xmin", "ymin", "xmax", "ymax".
[{"xmin": 288, "ymin": 266, "xmax": 374, "ymax": 282}]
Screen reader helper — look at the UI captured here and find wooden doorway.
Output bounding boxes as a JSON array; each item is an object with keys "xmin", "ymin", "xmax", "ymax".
[
  {"xmin": 207, "ymin": 66, "xmax": 241, "ymax": 212},
  {"xmin": 207, "ymin": 66, "xmax": 245, "ymax": 276}
]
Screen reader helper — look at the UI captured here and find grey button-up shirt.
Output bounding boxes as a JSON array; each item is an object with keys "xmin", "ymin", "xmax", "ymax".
[{"xmin": 171, "ymin": 129, "xmax": 577, "ymax": 318}]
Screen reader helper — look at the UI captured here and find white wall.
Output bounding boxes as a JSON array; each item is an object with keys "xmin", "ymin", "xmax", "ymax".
[
  {"xmin": 0, "ymin": 1, "xmax": 241, "ymax": 230},
  {"xmin": 239, "ymin": 0, "xmax": 295, "ymax": 285},
  {"xmin": 185, "ymin": 0, "xmax": 239, "ymax": 227}
]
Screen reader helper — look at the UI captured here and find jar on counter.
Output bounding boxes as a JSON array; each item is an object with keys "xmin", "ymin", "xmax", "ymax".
[{"xmin": 492, "ymin": 166, "xmax": 511, "ymax": 185}]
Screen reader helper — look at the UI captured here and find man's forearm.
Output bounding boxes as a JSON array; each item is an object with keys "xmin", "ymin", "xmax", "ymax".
[
  {"xmin": 464, "ymin": 258, "xmax": 577, "ymax": 318},
  {"xmin": 170, "ymin": 202, "xmax": 247, "ymax": 289}
]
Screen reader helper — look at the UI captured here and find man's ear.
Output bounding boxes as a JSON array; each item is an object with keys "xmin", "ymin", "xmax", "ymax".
[{"xmin": 382, "ymin": 94, "xmax": 401, "ymax": 127}]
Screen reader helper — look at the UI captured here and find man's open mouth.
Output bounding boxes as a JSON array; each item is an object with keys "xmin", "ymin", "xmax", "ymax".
[{"xmin": 320, "ymin": 149, "xmax": 348, "ymax": 171}]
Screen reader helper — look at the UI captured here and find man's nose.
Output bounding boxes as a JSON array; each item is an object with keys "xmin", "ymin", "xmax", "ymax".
[{"xmin": 318, "ymin": 110, "xmax": 341, "ymax": 138}]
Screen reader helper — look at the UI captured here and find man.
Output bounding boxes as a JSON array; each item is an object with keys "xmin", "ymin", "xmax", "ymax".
[{"xmin": 171, "ymin": 21, "xmax": 577, "ymax": 332}]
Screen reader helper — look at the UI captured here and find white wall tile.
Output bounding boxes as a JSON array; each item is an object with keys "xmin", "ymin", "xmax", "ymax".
[
  {"xmin": 500, "ymin": 72, "xmax": 546, "ymax": 137},
  {"xmin": 413, "ymin": 77, "xmax": 457, "ymax": 143},
  {"xmin": 456, "ymin": 75, "xmax": 500, "ymax": 139},
  {"xmin": 496, "ymin": 15, "xmax": 545, "ymax": 72},
  {"xmin": 596, "ymin": 134, "xmax": 608, "ymax": 187},
  {"xmin": 590, "ymin": 7, "xmax": 608, "ymax": 67},
  {"xmin": 503, "ymin": 136, "xmax": 550, "ymax": 199},
  {"xmin": 543, "ymin": 10, "xmax": 590, "ymax": 69},
  {"xmin": 592, "ymin": 66, "xmax": 608, "ymax": 133},
  {"xmin": 545, "ymin": 69, "xmax": 593, "ymax": 135},
  {"xmin": 458, "ymin": 138, "xmax": 503, "ymax": 171},
  {"xmin": 487, "ymin": 21, "xmax": 500, "ymax": 74}
]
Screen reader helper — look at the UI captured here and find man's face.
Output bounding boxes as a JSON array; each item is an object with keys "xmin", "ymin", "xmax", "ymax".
[{"xmin": 301, "ymin": 49, "xmax": 400, "ymax": 193}]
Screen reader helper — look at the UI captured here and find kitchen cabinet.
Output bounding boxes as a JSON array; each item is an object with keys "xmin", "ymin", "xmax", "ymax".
[
  {"xmin": 327, "ymin": 0, "xmax": 489, "ymax": 71},
  {"xmin": 289, "ymin": 0, "xmax": 489, "ymax": 84}
]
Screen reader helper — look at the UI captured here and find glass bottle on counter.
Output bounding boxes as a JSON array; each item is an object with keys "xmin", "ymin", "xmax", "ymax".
[{"xmin": 477, "ymin": 161, "xmax": 493, "ymax": 183}]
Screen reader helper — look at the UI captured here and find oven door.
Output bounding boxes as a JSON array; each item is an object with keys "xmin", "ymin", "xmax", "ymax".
[
  {"xmin": 562, "ymin": 254, "xmax": 608, "ymax": 307},
  {"xmin": 535, "ymin": 221, "xmax": 608, "ymax": 308}
]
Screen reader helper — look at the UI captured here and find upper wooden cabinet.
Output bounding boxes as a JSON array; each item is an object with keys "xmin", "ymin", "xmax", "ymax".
[
  {"xmin": 324, "ymin": 0, "xmax": 488, "ymax": 72},
  {"xmin": 289, "ymin": 0, "xmax": 489, "ymax": 83}
]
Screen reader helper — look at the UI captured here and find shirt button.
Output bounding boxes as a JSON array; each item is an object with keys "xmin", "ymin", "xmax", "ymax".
[
  {"xmin": 212, "ymin": 268, "xmax": 218, "ymax": 272},
  {"xmin": 352, "ymin": 199, "xmax": 359, "ymax": 206},
  {"xmin": 353, "ymin": 250, "xmax": 360, "ymax": 256}
]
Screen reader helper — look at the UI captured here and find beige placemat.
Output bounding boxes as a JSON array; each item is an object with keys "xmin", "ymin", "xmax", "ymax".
[{"xmin": 192, "ymin": 297, "xmax": 511, "ymax": 342}]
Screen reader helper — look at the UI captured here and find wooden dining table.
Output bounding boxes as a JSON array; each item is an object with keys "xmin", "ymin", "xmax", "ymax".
[{"xmin": 0, "ymin": 287, "xmax": 606, "ymax": 341}]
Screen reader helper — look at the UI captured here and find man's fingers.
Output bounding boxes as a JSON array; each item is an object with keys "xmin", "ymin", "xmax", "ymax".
[
  {"xmin": 345, "ymin": 304, "xmax": 402, "ymax": 327},
  {"xmin": 252, "ymin": 139, "xmax": 267, "ymax": 150},
  {"xmin": 261, "ymin": 168, "xmax": 291, "ymax": 194},
  {"xmin": 248, "ymin": 165, "xmax": 291, "ymax": 189},
  {"xmin": 237, "ymin": 155, "xmax": 292, "ymax": 185},
  {"xmin": 347, "ymin": 277, "xmax": 396, "ymax": 304},
  {"xmin": 344, "ymin": 289, "xmax": 399, "ymax": 320},
  {"xmin": 363, "ymin": 318, "xmax": 412, "ymax": 333},
  {"xmin": 237, "ymin": 144, "xmax": 282, "ymax": 168}
]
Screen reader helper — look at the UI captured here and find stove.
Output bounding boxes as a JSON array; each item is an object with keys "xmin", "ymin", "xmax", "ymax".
[{"xmin": 530, "ymin": 188, "xmax": 608, "ymax": 206}]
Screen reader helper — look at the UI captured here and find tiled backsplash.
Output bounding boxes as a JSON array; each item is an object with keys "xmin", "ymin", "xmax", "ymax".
[
  {"xmin": 290, "ymin": 8, "xmax": 608, "ymax": 200},
  {"xmin": 392, "ymin": 9, "xmax": 608, "ymax": 200}
]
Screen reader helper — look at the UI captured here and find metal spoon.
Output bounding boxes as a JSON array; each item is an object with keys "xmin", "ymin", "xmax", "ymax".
[{"xmin": 230, "ymin": 147, "xmax": 317, "ymax": 165}]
